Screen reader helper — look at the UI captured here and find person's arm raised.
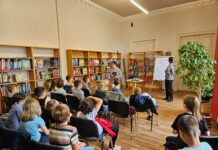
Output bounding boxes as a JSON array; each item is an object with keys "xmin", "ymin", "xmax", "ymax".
[{"xmin": 89, "ymin": 96, "xmax": 103, "ymax": 112}]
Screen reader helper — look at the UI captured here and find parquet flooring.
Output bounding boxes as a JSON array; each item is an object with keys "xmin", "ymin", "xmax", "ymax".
[{"xmin": 90, "ymin": 88, "xmax": 218, "ymax": 150}]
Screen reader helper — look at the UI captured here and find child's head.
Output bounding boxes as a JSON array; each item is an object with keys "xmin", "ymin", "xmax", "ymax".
[
  {"xmin": 44, "ymin": 80, "xmax": 51, "ymax": 90},
  {"xmin": 20, "ymin": 98, "xmax": 42, "ymax": 121},
  {"xmin": 46, "ymin": 99, "xmax": 59, "ymax": 112},
  {"xmin": 34, "ymin": 87, "xmax": 46, "ymax": 99},
  {"xmin": 169, "ymin": 57, "xmax": 173, "ymax": 63},
  {"xmin": 183, "ymin": 95, "xmax": 201, "ymax": 120},
  {"xmin": 66, "ymin": 75, "xmax": 73, "ymax": 83},
  {"xmin": 12, "ymin": 93, "xmax": 26, "ymax": 103},
  {"xmin": 83, "ymin": 76, "xmax": 90, "ymax": 83},
  {"xmin": 134, "ymin": 87, "xmax": 142, "ymax": 95},
  {"xmin": 114, "ymin": 78, "xmax": 120, "ymax": 87},
  {"xmin": 177, "ymin": 115, "xmax": 200, "ymax": 144},
  {"xmin": 52, "ymin": 104, "xmax": 71, "ymax": 124},
  {"xmin": 79, "ymin": 97, "xmax": 96, "ymax": 115},
  {"xmin": 50, "ymin": 80, "xmax": 57, "ymax": 91},
  {"xmin": 74, "ymin": 80, "xmax": 83, "ymax": 89},
  {"xmin": 8, "ymin": 85, "xmax": 19, "ymax": 95},
  {"xmin": 111, "ymin": 61, "xmax": 117, "ymax": 69},
  {"xmin": 97, "ymin": 82, "xmax": 105, "ymax": 91},
  {"xmin": 57, "ymin": 79, "xmax": 64, "ymax": 88}
]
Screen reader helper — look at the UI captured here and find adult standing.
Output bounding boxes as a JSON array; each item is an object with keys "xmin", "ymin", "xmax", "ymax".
[
  {"xmin": 164, "ymin": 57, "xmax": 175, "ymax": 102},
  {"xmin": 110, "ymin": 61, "xmax": 122, "ymax": 83}
]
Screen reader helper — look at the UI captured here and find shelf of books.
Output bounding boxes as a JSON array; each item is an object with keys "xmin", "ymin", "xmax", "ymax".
[
  {"xmin": 128, "ymin": 51, "xmax": 164, "ymax": 90},
  {"xmin": 0, "ymin": 45, "xmax": 61, "ymax": 114},
  {"xmin": 33, "ymin": 47, "xmax": 61, "ymax": 87},
  {"xmin": 66, "ymin": 50, "xmax": 122, "ymax": 83}
]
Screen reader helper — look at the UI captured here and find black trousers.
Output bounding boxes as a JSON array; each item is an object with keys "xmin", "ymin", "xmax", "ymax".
[
  {"xmin": 165, "ymin": 80, "xmax": 173, "ymax": 100},
  {"xmin": 104, "ymin": 123, "xmax": 119, "ymax": 148}
]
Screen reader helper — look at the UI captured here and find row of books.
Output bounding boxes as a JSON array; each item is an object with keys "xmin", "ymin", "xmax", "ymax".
[
  {"xmin": 90, "ymin": 75, "xmax": 101, "ymax": 82},
  {"xmin": 144, "ymin": 77, "xmax": 153, "ymax": 83},
  {"xmin": 102, "ymin": 73, "xmax": 110, "ymax": 80},
  {"xmin": 0, "ymin": 83, "xmax": 31, "ymax": 97},
  {"xmin": 35, "ymin": 58, "xmax": 60, "ymax": 68},
  {"xmin": 72, "ymin": 59, "xmax": 85, "ymax": 66},
  {"xmin": 0, "ymin": 73, "xmax": 28, "ymax": 84},
  {"xmin": 73, "ymin": 67, "xmax": 88, "ymax": 76},
  {"xmin": 89, "ymin": 59, "xmax": 100, "ymax": 66},
  {"xmin": 36, "ymin": 68, "xmax": 60, "ymax": 79},
  {"xmin": 89, "ymin": 67, "xmax": 100, "ymax": 74},
  {"xmin": 0, "ymin": 58, "xmax": 32, "ymax": 71}
]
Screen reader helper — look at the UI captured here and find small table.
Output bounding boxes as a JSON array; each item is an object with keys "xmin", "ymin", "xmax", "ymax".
[{"xmin": 126, "ymin": 79, "xmax": 144, "ymax": 93}]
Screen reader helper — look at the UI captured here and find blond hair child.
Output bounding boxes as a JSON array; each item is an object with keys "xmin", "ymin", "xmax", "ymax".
[{"xmin": 19, "ymin": 98, "xmax": 49, "ymax": 143}]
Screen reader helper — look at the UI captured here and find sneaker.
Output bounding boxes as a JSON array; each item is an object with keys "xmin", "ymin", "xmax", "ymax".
[{"xmin": 109, "ymin": 145, "xmax": 121, "ymax": 150}]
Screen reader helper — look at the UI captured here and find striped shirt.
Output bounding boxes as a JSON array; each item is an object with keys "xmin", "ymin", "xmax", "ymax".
[{"xmin": 49, "ymin": 124, "xmax": 79, "ymax": 150}]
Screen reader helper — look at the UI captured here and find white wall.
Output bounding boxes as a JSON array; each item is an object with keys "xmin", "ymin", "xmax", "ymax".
[
  {"xmin": 0, "ymin": 0, "xmax": 59, "ymax": 47},
  {"xmin": 121, "ymin": 3, "xmax": 218, "ymax": 90}
]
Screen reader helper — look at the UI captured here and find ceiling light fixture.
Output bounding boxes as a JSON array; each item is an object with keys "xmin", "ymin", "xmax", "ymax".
[{"xmin": 130, "ymin": 0, "xmax": 149, "ymax": 14}]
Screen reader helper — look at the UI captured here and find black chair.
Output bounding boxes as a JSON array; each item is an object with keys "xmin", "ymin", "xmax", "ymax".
[
  {"xmin": 70, "ymin": 117, "xmax": 108, "ymax": 150},
  {"xmin": 27, "ymin": 140, "xmax": 64, "ymax": 150},
  {"xmin": 63, "ymin": 85, "xmax": 73, "ymax": 94},
  {"xmin": 82, "ymin": 88, "xmax": 91, "ymax": 97},
  {"xmin": 3, "ymin": 96, "xmax": 15, "ymax": 113},
  {"xmin": 0, "ymin": 126, "xmax": 30, "ymax": 150},
  {"xmin": 200, "ymin": 136, "xmax": 218, "ymax": 149},
  {"xmin": 66, "ymin": 95, "xmax": 80, "ymax": 111},
  {"xmin": 108, "ymin": 100, "xmax": 134, "ymax": 133},
  {"xmin": 130, "ymin": 95, "xmax": 158, "ymax": 132},
  {"xmin": 51, "ymin": 93, "xmax": 67, "ymax": 104}
]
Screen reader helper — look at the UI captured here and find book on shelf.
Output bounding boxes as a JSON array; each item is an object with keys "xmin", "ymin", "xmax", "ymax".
[
  {"xmin": 82, "ymin": 67, "xmax": 88, "ymax": 75},
  {"xmin": 50, "ymin": 58, "xmax": 59, "ymax": 67},
  {"xmin": 102, "ymin": 73, "xmax": 110, "ymax": 80},
  {"xmin": 2, "ymin": 73, "xmax": 10, "ymax": 83},
  {"xmin": 89, "ymin": 67, "xmax": 95, "ymax": 74},
  {"xmin": 73, "ymin": 68, "xmax": 81, "ymax": 76},
  {"xmin": 72, "ymin": 59, "xmax": 79, "ymax": 66},
  {"xmin": 90, "ymin": 75, "xmax": 96, "ymax": 82},
  {"xmin": 79, "ymin": 59, "xmax": 85, "ymax": 66},
  {"xmin": 89, "ymin": 59, "xmax": 100, "ymax": 66},
  {"xmin": 44, "ymin": 59, "xmax": 51, "ymax": 68},
  {"xmin": 40, "ymin": 71, "xmax": 49, "ymax": 79},
  {"xmin": 0, "ymin": 58, "xmax": 31, "ymax": 70},
  {"xmin": 96, "ymin": 75, "xmax": 101, "ymax": 80},
  {"xmin": 95, "ymin": 67, "xmax": 100, "ymax": 73},
  {"xmin": 14, "ymin": 73, "xmax": 24, "ymax": 82},
  {"xmin": 102, "ymin": 59, "xmax": 108, "ymax": 66},
  {"xmin": 36, "ymin": 59, "xmax": 44, "ymax": 68},
  {"xmin": 18, "ymin": 83, "xmax": 31, "ymax": 94}
]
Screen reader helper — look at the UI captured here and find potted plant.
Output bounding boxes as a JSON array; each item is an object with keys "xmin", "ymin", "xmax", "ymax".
[{"xmin": 176, "ymin": 41, "xmax": 216, "ymax": 102}]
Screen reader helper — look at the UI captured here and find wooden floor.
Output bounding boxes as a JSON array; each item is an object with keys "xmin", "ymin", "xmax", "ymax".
[{"xmin": 90, "ymin": 88, "xmax": 218, "ymax": 150}]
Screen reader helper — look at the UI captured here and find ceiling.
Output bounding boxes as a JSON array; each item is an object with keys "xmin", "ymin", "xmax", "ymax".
[{"xmin": 90, "ymin": 0, "xmax": 198, "ymax": 17}]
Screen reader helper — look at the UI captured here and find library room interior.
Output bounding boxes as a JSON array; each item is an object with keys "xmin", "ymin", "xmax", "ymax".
[{"xmin": 0, "ymin": 0, "xmax": 218, "ymax": 150}]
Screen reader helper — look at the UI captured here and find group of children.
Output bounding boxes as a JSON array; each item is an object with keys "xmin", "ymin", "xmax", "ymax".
[{"xmin": 2, "ymin": 74, "xmax": 213, "ymax": 150}]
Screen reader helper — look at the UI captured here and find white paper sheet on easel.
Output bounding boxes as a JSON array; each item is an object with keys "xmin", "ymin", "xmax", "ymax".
[{"xmin": 153, "ymin": 56, "xmax": 172, "ymax": 81}]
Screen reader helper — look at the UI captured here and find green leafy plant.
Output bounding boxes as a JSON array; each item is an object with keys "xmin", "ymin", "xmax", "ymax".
[{"xmin": 176, "ymin": 41, "xmax": 216, "ymax": 101}]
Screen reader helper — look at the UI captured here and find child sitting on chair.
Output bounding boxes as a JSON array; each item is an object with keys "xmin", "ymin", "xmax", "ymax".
[
  {"xmin": 49, "ymin": 103, "xmax": 93, "ymax": 150},
  {"xmin": 5, "ymin": 93, "xmax": 26, "ymax": 130},
  {"xmin": 177, "ymin": 115, "xmax": 212, "ymax": 150},
  {"xmin": 129, "ymin": 87, "xmax": 157, "ymax": 120},
  {"xmin": 94, "ymin": 82, "xmax": 108, "ymax": 112},
  {"xmin": 66, "ymin": 75, "xmax": 74, "ymax": 87},
  {"xmin": 111, "ymin": 78, "xmax": 122, "ymax": 94}
]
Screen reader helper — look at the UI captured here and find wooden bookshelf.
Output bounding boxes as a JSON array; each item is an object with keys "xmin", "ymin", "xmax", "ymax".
[
  {"xmin": 0, "ymin": 45, "xmax": 62, "ymax": 114},
  {"xmin": 128, "ymin": 51, "xmax": 164, "ymax": 91},
  {"xmin": 66, "ymin": 50, "xmax": 121, "ymax": 82}
]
